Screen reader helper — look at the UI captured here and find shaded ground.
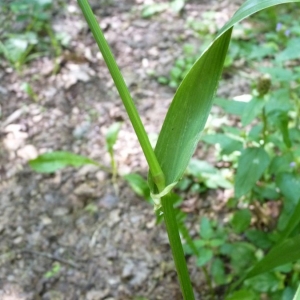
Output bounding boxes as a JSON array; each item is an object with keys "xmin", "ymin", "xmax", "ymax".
[{"xmin": 0, "ymin": 1, "xmax": 246, "ymax": 299}]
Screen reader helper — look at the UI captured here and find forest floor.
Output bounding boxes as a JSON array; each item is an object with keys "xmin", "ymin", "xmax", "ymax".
[{"xmin": 0, "ymin": 0, "xmax": 248, "ymax": 299}]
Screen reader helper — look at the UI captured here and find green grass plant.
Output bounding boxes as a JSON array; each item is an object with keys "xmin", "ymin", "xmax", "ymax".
[{"xmin": 29, "ymin": 0, "xmax": 300, "ymax": 298}]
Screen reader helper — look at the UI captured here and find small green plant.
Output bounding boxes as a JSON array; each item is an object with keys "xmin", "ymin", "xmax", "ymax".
[
  {"xmin": 105, "ymin": 122, "xmax": 122, "ymax": 188},
  {"xmin": 141, "ymin": 0, "xmax": 185, "ymax": 18},
  {"xmin": 29, "ymin": 0, "xmax": 300, "ymax": 298},
  {"xmin": 21, "ymin": 82, "xmax": 38, "ymax": 101},
  {"xmin": 0, "ymin": 0, "xmax": 65, "ymax": 70},
  {"xmin": 44, "ymin": 262, "xmax": 61, "ymax": 279}
]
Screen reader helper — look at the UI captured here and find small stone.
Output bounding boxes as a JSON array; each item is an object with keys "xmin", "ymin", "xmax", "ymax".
[
  {"xmin": 98, "ymin": 194, "xmax": 119, "ymax": 209},
  {"xmin": 107, "ymin": 210, "xmax": 121, "ymax": 227},
  {"xmin": 95, "ymin": 170, "xmax": 106, "ymax": 182},
  {"xmin": 72, "ymin": 121, "xmax": 90, "ymax": 139},
  {"xmin": 107, "ymin": 276, "xmax": 119, "ymax": 286},
  {"xmin": 42, "ymin": 290, "xmax": 64, "ymax": 300},
  {"xmin": 106, "ymin": 246, "xmax": 118, "ymax": 260},
  {"xmin": 53, "ymin": 207, "xmax": 70, "ymax": 216},
  {"xmin": 17, "ymin": 144, "xmax": 38, "ymax": 160},
  {"xmin": 130, "ymin": 262, "xmax": 150, "ymax": 286},
  {"xmin": 86, "ymin": 289, "xmax": 110, "ymax": 300},
  {"xmin": 13, "ymin": 236, "xmax": 23, "ymax": 245},
  {"xmin": 122, "ymin": 261, "xmax": 134, "ymax": 279},
  {"xmin": 74, "ymin": 183, "xmax": 96, "ymax": 198},
  {"xmin": 77, "ymin": 164, "xmax": 99, "ymax": 177}
]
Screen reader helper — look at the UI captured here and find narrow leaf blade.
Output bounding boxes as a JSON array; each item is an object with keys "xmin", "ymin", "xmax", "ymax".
[
  {"xmin": 148, "ymin": 0, "xmax": 300, "ymax": 190},
  {"xmin": 246, "ymin": 235, "xmax": 300, "ymax": 279},
  {"xmin": 149, "ymin": 28, "xmax": 232, "ymax": 189},
  {"xmin": 29, "ymin": 151, "xmax": 98, "ymax": 173}
]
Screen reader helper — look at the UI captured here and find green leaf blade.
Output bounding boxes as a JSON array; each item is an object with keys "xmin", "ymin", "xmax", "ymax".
[
  {"xmin": 235, "ymin": 147, "xmax": 270, "ymax": 198},
  {"xmin": 246, "ymin": 235, "xmax": 300, "ymax": 279},
  {"xmin": 148, "ymin": 0, "xmax": 300, "ymax": 191},
  {"xmin": 29, "ymin": 151, "xmax": 98, "ymax": 173},
  {"xmin": 149, "ymin": 28, "xmax": 233, "ymax": 189}
]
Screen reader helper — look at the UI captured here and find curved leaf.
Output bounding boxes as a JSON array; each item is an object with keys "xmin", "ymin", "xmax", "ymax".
[{"xmin": 148, "ymin": 0, "xmax": 300, "ymax": 190}]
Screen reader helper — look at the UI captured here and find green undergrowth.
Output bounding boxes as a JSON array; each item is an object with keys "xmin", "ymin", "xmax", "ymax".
[{"xmin": 0, "ymin": 0, "xmax": 68, "ymax": 70}]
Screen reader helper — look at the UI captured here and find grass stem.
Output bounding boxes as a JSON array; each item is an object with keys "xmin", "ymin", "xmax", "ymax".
[
  {"xmin": 161, "ymin": 194, "xmax": 195, "ymax": 300},
  {"xmin": 77, "ymin": 0, "xmax": 165, "ymax": 191}
]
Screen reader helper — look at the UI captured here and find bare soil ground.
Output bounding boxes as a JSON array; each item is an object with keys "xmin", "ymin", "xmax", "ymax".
[{"xmin": 0, "ymin": 1, "xmax": 246, "ymax": 299}]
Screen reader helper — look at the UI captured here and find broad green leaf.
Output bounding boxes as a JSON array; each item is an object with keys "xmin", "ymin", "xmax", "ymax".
[
  {"xmin": 260, "ymin": 67, "xmax": 294, "ymax": 82},
  {"xmin": 214, "ymin": 97, "xmax": 247, "ymax": 116},
  {"xmin": 208, "ymin": 239, "xmax": 225, "ymax": 247},
  {"xmin": 226, "ymin": 290, "xmax": 258, "ymax": 300},
  {"xmin": 265, "ymin": 89, "xmax": 291, "ymax": 113},
  {"xmin": 142, "ymin": 3, "xmax": 168, "ymax": 18},
  {"xmin": 279, "ymin": 199, "xmax": 300, "ymax": 243},
  {"xmin": 235, "ymin": 147, "xmax": 270, "ymax": 198},
  {"xmin": 276, "ymin": 173, "xmax": 300, "ymax": 242},
  {"xmin": 269, "ymin": 152, "xmax": 294, "ymax": 175},
  {"xmin": 187, "ymin": 159, "xmax": 232, "ymax": 189},
  {"xmin": 196, "ymin": 248, "xmax": 213, "ymax": 266},
  {"xmin": 170, "ymin": 0, "xmax": 185, "ymax": 13},
  {"xmin": 200, "ymin": 217, "xmax": 214, "ymax": 240},
  {"xmin": 276, "ymin": 173, "xmax": 300, "ymax": 204},
  {"xmin": 201, "ymin": 133, "xmax": 243, "ymax": 155},
  {"xmin": 241, "ymin": 97, "xmax": 266, "ymax": 126},
  {"xmin": 293, "ymin": 283, "xmax": 300, "ymax": 300},
  {"xmin": 245, "ymin": 229, "xmax": 273, "ymax": 249},
  {"xmin": 276, "ymin": 38, "xmax": 300, "ymax": 62},
  {"xmin": 248, "ymin": 124, "xmax": 263, "ymax": 142},
  {"xmin": 231, "ymin": 209, "xmax": 252, "ymax": 233},
  {"xmin": 221, "ymin": 242, "xmax": 256, "ymax": 274},
  {"xmin": 211, "ymin": 258, "xmax": 227, "ymax": 285},
  {"xmin": 245, "ymin": 272, "xmax": 282, "ymax": 293},
  {"xmin": 283, "ymin": 288, "xmax": 297, "ymax": 300},
  {"xmin": 148, "ymin": 0, "xmax": 300, "ymax": 191},
  {"xmin": 123, "ymin": 173, "xmax": 151, "ymax": 202},
  {"xmin": 246, "ymin": 235, "xmax": 300, "ymax": 279},
  {"xmin": 187, "ymin": 159, "xmax": 216, "ymax": 176},
  {"xmin": 253, "ymin": 184, "xmax": 280, "ymax": 200},
  {"xmin": 29, "ymin": 151, "xmax": 98, "ymax": 173}
]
